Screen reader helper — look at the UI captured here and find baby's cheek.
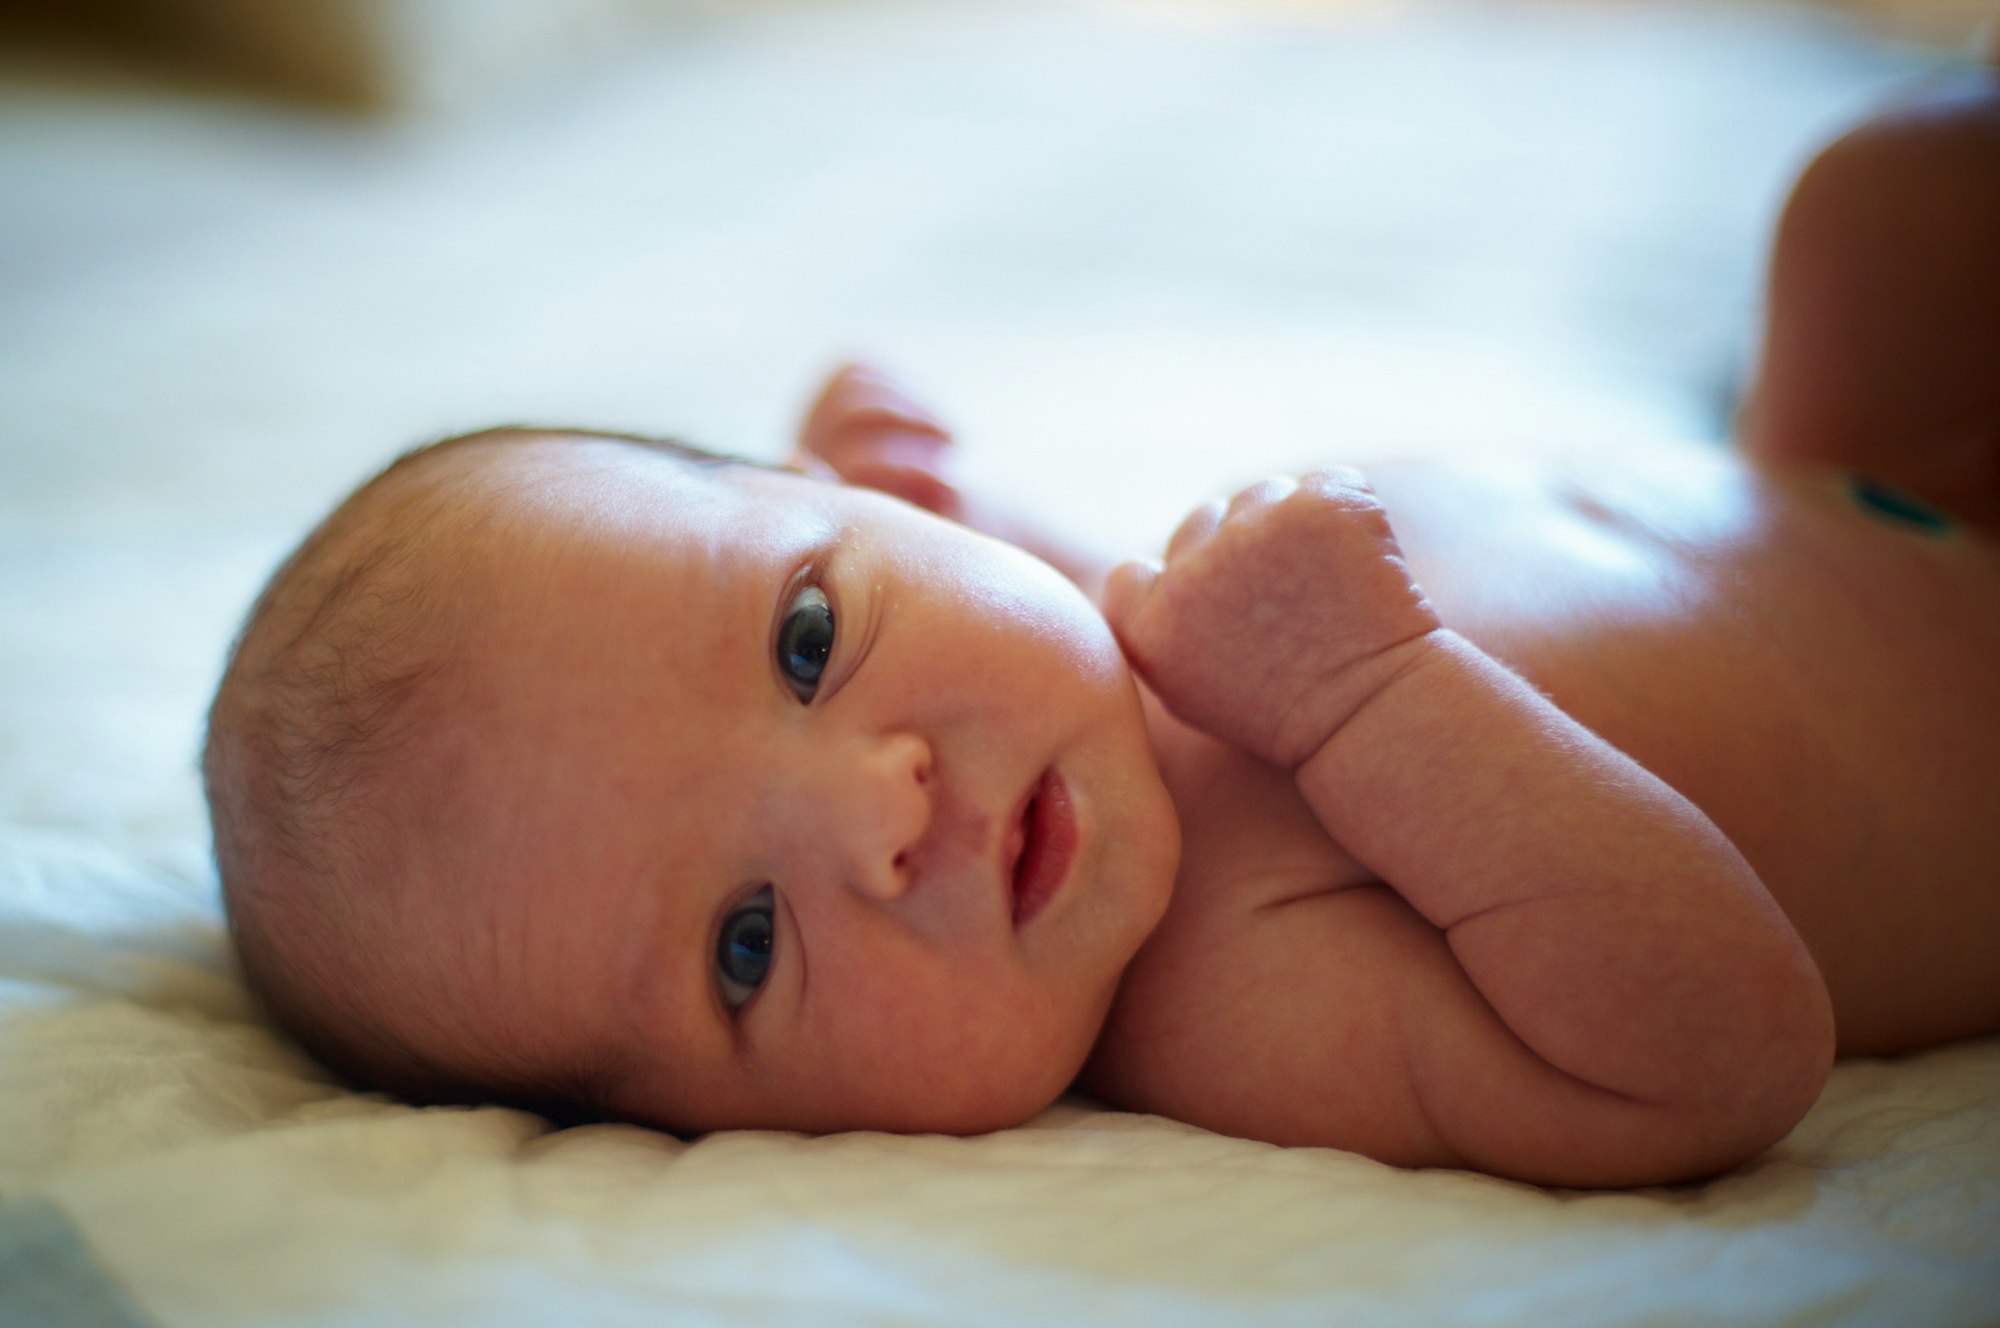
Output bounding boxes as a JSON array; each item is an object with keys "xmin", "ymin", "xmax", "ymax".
[{"xmin": 929, "ymin": 961, "xmax": 1072, "ymax": 1059}]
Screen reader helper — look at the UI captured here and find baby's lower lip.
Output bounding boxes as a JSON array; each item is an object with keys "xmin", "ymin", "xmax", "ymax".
[{"xmin": 1012, "ymin": 768, "xmax": 1077, "ymax": 929}]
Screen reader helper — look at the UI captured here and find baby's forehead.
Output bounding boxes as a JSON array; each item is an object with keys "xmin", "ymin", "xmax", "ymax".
[
  {"xmin": 447, "ymin": 430, "xmax": 818, "ymax": 532},
  {"xmin": 437, "ymin": 432, "xmax": 834, "ymax": 628},
  {"xmin": 424, "ymin": 435, "xmax": 810, "ymax": 910}
]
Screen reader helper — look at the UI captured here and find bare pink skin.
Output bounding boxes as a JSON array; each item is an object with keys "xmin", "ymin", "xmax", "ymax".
[
  {"xmin": 392, "ymin": 78, "xmax": 2000, "ymax": 1186},
  {"xmin": 435, "ymin": 435, "xmax": 1178, "ymax": 1137},
  {"xmin": 784, "ymin": 80, "xmax": 2000, "ymax": 1188},
  {"xmin": 791, "ymin": 319, "xmax": 2000, "ymax": 1188},
  {"xmin": 1087, "ymin": 446, "xmax": 1998, "ymax": 1186},
  {"xmin": 1744, "ymin": 67, "xmax": 2000, "ymax": 532}
]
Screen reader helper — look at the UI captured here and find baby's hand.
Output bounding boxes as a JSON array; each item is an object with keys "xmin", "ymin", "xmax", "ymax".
[
  {"xmin": 794, "ymin": 363, "xmax": 962, "ymax": 519},
  {"xmin": 1102, "ymin": 470, "xmax": 1442, "ymax": 769}
]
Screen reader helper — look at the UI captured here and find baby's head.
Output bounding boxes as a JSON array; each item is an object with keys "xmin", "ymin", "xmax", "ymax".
[{"xmin": 205, "ymin": 428, "xmax": 1178, "ymax": 1134}]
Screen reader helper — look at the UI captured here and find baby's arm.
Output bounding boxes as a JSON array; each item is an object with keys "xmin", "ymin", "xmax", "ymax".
[{"xmin": 1102, "ymin": 473, "xmax": 1835, "ymax": 1187}]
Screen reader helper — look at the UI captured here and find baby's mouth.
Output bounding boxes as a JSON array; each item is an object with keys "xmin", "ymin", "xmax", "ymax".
[{"xmin": 1009, "ymin": 767, "xmax": 1077, "ymax": 929}]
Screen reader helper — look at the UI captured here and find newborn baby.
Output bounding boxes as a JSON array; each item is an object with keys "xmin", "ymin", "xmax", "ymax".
[{"xmin": 204, "ymin": 79, "xmax": 2000, "ymax": 1187}]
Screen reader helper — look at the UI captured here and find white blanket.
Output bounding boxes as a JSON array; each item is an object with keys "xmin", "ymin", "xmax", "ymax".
[
  {"xmin": 4, "ymin": 827, "xmax": 1998, "ymax": 1325},
  {"xmin": 3, "ymin": 2, "xmax": 1996, "ymax": 1323}
]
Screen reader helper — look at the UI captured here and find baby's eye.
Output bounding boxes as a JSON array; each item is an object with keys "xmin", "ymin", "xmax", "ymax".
[
  {"xmin": 776, "ymin": 583, "xmax": 835, "ymax": 703},
  {"xmin": 716, "ymin": 885, "xmax": 775, "ymax": 1011}
]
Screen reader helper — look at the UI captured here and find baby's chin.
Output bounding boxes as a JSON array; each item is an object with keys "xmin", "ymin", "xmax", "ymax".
[
  {"xmin": 629, "ymin": 1062, "xmax": 1082, "ymax": 1139},
  {"xmin": 807, "ymin": 1027, "xmax": 1103, "ymax": 1136},
  {"xmin": 878, "ymin": 1079, "xmax": 1077, "ymax": 1137}
]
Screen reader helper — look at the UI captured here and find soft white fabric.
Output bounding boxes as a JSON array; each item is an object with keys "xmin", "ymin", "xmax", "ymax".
[
  {"xmin": 4, "ymin": 827, "xmax": 1998, "ymax": 1326},
  {"xmin": 3, "ymin": 2, "xmax": 1996, "ymax": 1323}
]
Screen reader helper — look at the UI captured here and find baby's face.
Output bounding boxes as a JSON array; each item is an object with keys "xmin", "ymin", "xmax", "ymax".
[{"xmin": 449, "ymin": 436, "xmax": 1179, "ymax": 1134}]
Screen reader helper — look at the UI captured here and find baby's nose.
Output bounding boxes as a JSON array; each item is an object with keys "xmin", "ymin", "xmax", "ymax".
[{"xmin": 831, "ymin": 731, "xmax": 934, "ymax": 902}]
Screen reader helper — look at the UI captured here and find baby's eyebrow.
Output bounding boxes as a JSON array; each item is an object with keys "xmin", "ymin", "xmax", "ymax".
[
  {"xmin": 430, "ymin": 422, "xmax": 784, "ymax": 477},
  {"xmin": 531, "ymin": 426, "xmax": 777, "ymax": 476}
]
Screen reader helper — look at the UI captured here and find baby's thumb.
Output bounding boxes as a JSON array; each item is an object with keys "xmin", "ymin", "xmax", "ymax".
[{"xmin": 1099, "ymin": 558, "xmax": 1162, "ymax": 649}]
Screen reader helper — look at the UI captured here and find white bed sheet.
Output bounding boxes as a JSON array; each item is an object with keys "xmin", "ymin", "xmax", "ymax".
[
  {"xmin": 4, "ymin": 825, "xmax": 1998, "ymax": 1325},
  {"xmin": 3, "ymin": 2, "xmax": 1996, "ymax": 1323}
]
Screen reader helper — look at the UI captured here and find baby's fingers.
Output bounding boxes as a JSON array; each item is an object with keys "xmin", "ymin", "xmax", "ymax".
[
  {"xmin": 798, "ymin": 362, "xmax": 954, "ymax": 470},
  {"xmin": 1164, "ymin": 499, "xmax": 1224, "ymax": 563},
  {"xmin": 1100, "ymin": 557, "xmax": 1163, "ymax": 649},
  {"xmin": 1223, "ymin": 476, "xmax": 1300, "ymax": 525},
  {"xmin": 1165, "ymin": 476, "xmax": 1304, "ymax": 565}
]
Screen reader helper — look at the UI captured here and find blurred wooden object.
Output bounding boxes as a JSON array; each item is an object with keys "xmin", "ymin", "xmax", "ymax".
[{"xmin": 0, "ymin": 0, "xmax": 691, "ymax": 110}]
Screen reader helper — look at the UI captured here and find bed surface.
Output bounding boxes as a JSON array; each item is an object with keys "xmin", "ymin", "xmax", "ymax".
[{"xmin": 3, "ymin": 2, "xmax": 1997, "ymax": 1323}]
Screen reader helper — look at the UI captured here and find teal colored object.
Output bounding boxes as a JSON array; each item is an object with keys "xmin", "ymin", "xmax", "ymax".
[
  {"xmin": 0, "ymin": 1195, "xmax": 158, "ymax": 1328},
  {"xmin": 1850, "ymin": 476, "xmax": 1954, "ymax": 536}
]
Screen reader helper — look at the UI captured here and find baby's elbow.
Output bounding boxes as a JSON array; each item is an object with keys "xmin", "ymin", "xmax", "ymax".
[
  {"xmin": 1684, "ymin": 948, "xmax": 1836, "ymax": 1177},
  {"xmin": 1763, "ymin": 953, "xmax": 1837, "ymax": 1118},
  {"xmin": 1594, "ymin": 1022, "xmax": 1832, "ymax": 1189},
  {"xmin": 1600, "ymin": 946, "xmax": 1835, "ymax": 1187}
]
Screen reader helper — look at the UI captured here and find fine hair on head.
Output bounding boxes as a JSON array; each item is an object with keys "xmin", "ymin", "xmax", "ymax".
[{"xmin": 203, "ymin": 425, "xmax": 757, "ymax": 1119}]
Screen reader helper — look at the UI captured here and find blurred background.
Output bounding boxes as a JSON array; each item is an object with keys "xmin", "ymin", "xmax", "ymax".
[
  {"xmin": 2, "ymin": 0, "xmax": 1991, "ymax": 108},
  {"xmin": 0, "ymin": 0, "xmax": 1989, "ymax": 856}
]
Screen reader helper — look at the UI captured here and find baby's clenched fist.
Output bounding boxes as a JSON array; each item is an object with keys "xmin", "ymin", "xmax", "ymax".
[{"xmin": 1101, "ymin": 469, "xmax": 1443, "ymax": 769}]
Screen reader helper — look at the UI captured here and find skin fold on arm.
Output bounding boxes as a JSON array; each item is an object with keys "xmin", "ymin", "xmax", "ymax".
[{"xmin": 1103, "ymin": 473, "xmax": 1836, "ymax": 1186}]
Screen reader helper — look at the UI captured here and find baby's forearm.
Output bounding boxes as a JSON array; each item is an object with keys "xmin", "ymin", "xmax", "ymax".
[{"xmin": 1295, "ymin": 631, "xmax": 1834, "ymax": 1119}]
